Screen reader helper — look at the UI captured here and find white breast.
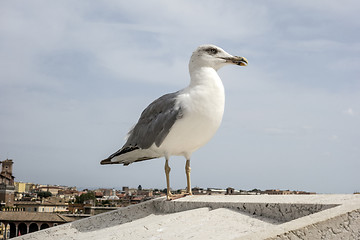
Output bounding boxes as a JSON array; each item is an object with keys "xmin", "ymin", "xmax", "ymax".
[{"xmin": 155, "ymin": 67, "xmax": 225, "ymax": 158}]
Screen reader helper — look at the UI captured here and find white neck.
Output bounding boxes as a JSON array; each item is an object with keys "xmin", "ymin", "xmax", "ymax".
[
  {"xmin": 182, "ymin": 66, "xmax": 225, "ymax": 115},
  {"xmin": 189, "ymin": 66, "xmax": 223, "ymax": 88}
]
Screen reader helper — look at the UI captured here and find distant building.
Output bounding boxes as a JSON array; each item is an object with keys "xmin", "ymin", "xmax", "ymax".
[
  {"xmin": 14, "ymin": 201, "xmax": 68, "ymax": 213},
  {"xmin": 131, "ymin": 196, "xmax": 145, "ymax": 204},
  {"xmin": 35, "ymin": 185, "xmax": 64, "ymax": 196},
  {"xmin": 57, "ymin": 189, "xmax": 79, "ymax": 202},
  {"xmin": 14, "ymin": 182, "xmax": 26, "ymax": 193},
  {"xmin": 0, "ymin": 211, "xmax": 76, "ymax": 238},
  {"xmin": 0, "ymin": 159, "xmax": 15, "ymax": 207},
  {"xmin": 191, "ymin": 187, "xmax": 206, "ymax": 195},
  {"xmin": 68, "ymin": 203, "xmax": 92, "ymax": 214},
  {"xmin": 293, "ymin": 191, "xmax": 316, "ymax": 195},
  {"xmin": 0, "ymin": 160, "xmax": 15, "ymax": 186},
  {"xmin": 94, "ymin": 190, "xmax": 104, "ymax": 198},
  {"xmin": 15, "ymin": 197, "xmax": 68, "ymax": 213},
  {"xmin": 101, "ymin": 188, "xmax": 113, "ymax": 197},
  {"xmin": 108, "ymin": 189, "xmax": 120, "ymax": 203},
  {"xmin": 15, "ymin": 182, "xmax": 35, "ymax": 194},
  {"xmin": 207, "ymin": 188, "xmax": 226, "ymax": 195},
  {"xmin": 262, "ymin": 189, "xmax": 316, "ymax": 195},
  {"xmin": 137, "ymin": 189, "xmax": 153, "ymax": 197},
  {"xmin": 122, "ymin": 187, "xmax": 138, "ymax": 196},
  {"xmin": 263, "ymin": 189, "xmax": 292, "ymax": 195},
  {"xmin": 226, "ymin": 187, "xmax": 236, "ymax": 195}
]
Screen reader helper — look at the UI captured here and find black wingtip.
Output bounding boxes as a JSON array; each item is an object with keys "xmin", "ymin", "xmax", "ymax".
[{"xmin": 100, "ymin": 158, "xmax": 113, "ymax": 165}]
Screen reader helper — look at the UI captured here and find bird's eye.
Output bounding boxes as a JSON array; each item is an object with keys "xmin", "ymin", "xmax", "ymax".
[{"xmin": 206, "ymin": 48, "xmax": 218, "ymax": 55}]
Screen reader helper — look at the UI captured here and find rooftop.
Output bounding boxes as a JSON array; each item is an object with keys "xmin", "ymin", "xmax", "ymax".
[
  {"xmin": 0, "ymin": 211, "xmax": 73, "ymax": 223},
  {"xmin": 13, "ymin": 194, "xmax": 360, "ymax": 239}
]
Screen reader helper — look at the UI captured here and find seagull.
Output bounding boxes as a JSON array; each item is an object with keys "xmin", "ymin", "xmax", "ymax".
[{"xmin": 101, "ymin": 44, "xmax": 248, "ymax": 200}]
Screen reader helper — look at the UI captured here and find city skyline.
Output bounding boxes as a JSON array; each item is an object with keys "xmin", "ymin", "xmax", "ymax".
[{"xmin": 1, "ymin": 1, "xmax": 359, "ymax": 194}]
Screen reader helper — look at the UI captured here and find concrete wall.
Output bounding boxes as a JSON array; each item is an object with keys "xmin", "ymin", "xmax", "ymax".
[{"xmin": 13, "ymin": 194, "xmax": 360, "ymax": 240}]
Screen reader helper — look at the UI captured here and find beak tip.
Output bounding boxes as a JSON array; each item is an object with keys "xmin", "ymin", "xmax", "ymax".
[{"xmin": 235, "ymin": 56, "xmax": 248, "ymax": 66}]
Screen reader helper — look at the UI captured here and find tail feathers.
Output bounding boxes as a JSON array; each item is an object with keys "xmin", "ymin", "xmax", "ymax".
[
  {"xmin": 100, "ymin": 146, "xmax": 139, "ymax": 165},
  {"xmin": 100, "ymin": 158, "xmax": 116, "ymax": 165},
  {"xmin": 100, "ymin": 146, "xmax": 161, "ymax": 165}
]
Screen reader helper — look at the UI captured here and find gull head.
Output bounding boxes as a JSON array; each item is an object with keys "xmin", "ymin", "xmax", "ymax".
[{"xmin": 189, "ymin": 44, "xmax": 248, "ymax": 71}]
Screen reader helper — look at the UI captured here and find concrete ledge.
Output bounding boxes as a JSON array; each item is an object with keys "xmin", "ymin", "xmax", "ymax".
[
  {"xmin": 241, "ymin": 196, "xmax": 360, "ymax": 239},
  {"xmin": 14, "ymin": 194, "xmax": 360, "ymax": 239},
  {"xmin": 154, "ymin": 196, "xmax": 338, "ymax": 223}
]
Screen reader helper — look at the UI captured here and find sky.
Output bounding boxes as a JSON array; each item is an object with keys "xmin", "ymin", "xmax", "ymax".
[{"xmin": 0, "ymin": 0, "xmax": 359, "ymax": 193}]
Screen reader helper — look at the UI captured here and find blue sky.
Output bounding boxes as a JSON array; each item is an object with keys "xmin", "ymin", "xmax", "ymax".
[{"xmin": 1, "ymin": 1, "xmax": 359, "ymax": 193}]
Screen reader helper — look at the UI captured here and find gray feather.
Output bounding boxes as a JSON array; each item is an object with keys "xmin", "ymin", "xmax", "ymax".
[
  {"xmin": 126, "ymin": 91, "xmax": 183, "ymax": 148},
  {"xmin": 101, "ymin": 91, "xmax": 183, "ymax": 165}
]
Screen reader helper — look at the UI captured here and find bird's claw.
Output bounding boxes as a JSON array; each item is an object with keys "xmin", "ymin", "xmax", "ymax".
[{"xmin": 166, "ymin": 193, "xmax": 191, "ymax": 201}]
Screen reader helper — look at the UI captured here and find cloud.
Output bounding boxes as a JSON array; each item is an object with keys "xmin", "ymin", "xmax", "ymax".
[
  {"xmin": 330, "ymin": 135, "xmax": 339, "ymax": 141},
  {"xmin": 344, "ymin": 108, "xmax": 355, "ymax": 116},
  {"xmin": 264, "ymin": 127, "xmax": 295, "ymax": 135},
  {"xmin": 0, "ymin": 0, "xmax": 360, "ymax": 193}
]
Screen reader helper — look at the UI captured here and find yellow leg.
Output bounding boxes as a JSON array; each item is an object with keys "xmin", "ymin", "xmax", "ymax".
[
  {"xmin": 185, "ymin": 159, "xmax": 192, "ymax": 195},
  {"xmin": 165, "ymin": 158, "xmax": 172, "ymax": 200}
]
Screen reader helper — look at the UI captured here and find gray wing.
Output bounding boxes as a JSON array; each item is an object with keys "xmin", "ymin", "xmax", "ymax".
[
  {"xmin": 126, "ymin": 90, "xmax": 183, "ymax": 148},
  {"xmin": 101, "ymin": 91, "xmax": 183, "ymax": 164}
]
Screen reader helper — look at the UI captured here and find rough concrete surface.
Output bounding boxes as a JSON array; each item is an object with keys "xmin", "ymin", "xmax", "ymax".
[{"xmin": 14, "ymin": 194, "xmax": 360, "ymax": 240}]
